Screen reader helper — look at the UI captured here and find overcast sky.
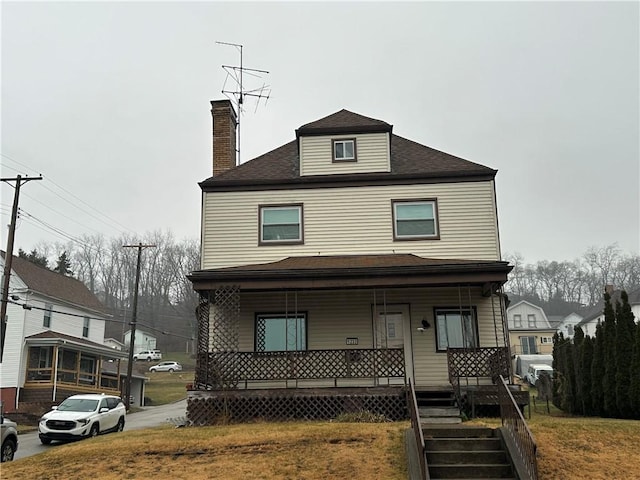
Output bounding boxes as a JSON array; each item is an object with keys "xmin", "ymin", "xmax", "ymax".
[{"xmin": 1, "ymin": 1, "xmax": 639, "ymax": 265}]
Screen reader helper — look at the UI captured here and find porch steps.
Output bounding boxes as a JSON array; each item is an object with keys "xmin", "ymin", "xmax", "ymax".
[
  {"xmin": 423, "ymin": 426, "xmax": 516, "ymax": 479},
  {"xmin": 416, "ymin": 389, "xmax": 462, "ymax": 424}
]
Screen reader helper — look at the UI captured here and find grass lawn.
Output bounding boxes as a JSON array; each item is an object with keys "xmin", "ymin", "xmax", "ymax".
[
  {"xmin": 4, "ymin": 422, "xmax": 409, "ymax": 480},
  {"xmin": 134, "ymin": 351, "xmax": 195, "ymax": 405}
]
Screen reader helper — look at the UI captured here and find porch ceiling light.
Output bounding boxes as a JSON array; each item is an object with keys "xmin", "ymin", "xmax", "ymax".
[{"xmin": 417, "ymin": 318, "xmax": 431, "ymax": 333}]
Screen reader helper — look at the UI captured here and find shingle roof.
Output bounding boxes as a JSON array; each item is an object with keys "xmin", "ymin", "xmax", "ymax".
[
  {"xmin": 201, "ymin": 132, "xmax": 496, "ymax": 187},
  {"xmin": 2, "ymin": 251, "xmax": 107, "ymax": 314},
  {"xmin": 296, "ymin": 109, "xmax": 392, "ymax": 136},
  {"xmin": 578, "ymin": 287, "xmax": 640, "ymax": 325}
]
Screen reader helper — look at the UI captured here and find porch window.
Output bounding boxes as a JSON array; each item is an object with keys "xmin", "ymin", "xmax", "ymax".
[
  {"xmin": 520, "ymin": 336, "xmax": 538, "ymax": 354},
  {"xmin": 44, "ymin": 303, "xmax": 52, "ymax": 328},
  {"xmin": 392, "ymin": 199, "xmax": 439, "ymax": 240},
  {"xmin": 83, "ymin": 316, "xmax": 90, "ymax": 338},
  {"xmin": 434, "ymin": 307, "xmax": 478, "ymax": 352},
  {"xmin": 259, "ymin": 205, "xmax": 303, "ymax": 244},
  {"xmin": 255, "ymin": 313, "xmax": 307, "ymax": 352},
  {"xmin": 27, "ymin": 346, "xmax": 53, "ymax": 381}
]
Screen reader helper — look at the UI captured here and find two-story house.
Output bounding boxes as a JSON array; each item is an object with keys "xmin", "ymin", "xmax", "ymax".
[
  {"xmin": 0, "ymin": 252, "xmax": 145, "ymax": 412},
  {"xmin": 187, "ymin": 100, "xmax": 514, "ymax": 424},
  {"xmin": 506, "ymin": 300, "xmax": 556, "ymax": 356}
]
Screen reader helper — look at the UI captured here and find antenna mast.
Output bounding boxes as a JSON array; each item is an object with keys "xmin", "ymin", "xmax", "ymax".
[{"xmin": 216, "ymin": 41, "xmax": 270, "ymax": 165}]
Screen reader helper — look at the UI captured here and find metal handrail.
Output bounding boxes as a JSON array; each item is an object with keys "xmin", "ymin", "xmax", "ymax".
[
  {"xmin": 498, "ymin": 375, "xmax": 538, "ymax": 480},
  {"xmin": 407, "ymin": 379, "xmax": 429, "ymax": 480}
]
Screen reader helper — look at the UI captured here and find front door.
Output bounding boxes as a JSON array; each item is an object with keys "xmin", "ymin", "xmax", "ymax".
[{"xmin": 374, "ymin": 304, "xmax": 413, "ymax": 383}]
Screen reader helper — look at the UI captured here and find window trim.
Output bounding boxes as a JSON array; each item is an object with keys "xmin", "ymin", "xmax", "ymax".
[
  {"xmin": 392, "ymin": 199, "xmax": 440, "ymax": 241},
  {"xmin": 258, "ymin": 204, "xmax": 304, "ymax": 246},
  {"xmin": 520, "ymin": 335, "xmax": 538, "ymax": 354},
  {"xmin": 332, "ymin": 138, "xmax": 357, "ymax": 162},
  {"xmin": 527, "ymin": 314, "xmax": 536, "ymax": 328},
  {"xmin": 433, "ymin": 306, "xmax": 478, "ymax": 353},
  {"xmin": 254, "ymin": 312, "xmax": 308, "ymax": 352}
]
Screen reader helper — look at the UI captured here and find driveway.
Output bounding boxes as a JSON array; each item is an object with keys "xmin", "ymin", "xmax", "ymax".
[{"xmin": 14, "ymin": 399, "xmax": 187, "ymax": 461}]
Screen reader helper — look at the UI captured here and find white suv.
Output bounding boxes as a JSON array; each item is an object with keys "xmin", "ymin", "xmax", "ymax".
[
  {"xmin": 133, "ymin": 350, "xmax": 162, "ymax": 362},
  {"xmin": 39, "ymin": 394, "xmax": 125, "ymax": 444}
]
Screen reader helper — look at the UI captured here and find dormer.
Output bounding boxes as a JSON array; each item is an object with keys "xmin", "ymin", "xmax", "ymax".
[{"xmin": 295, "ymin": 109, "xmax": 393, "ymax": 176}]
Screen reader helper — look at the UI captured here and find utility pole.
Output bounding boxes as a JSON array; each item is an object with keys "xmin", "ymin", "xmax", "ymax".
[
  {"xmin": 1, "ymin": 175, "xmax": 42, "ymax": 361},
  {"xmin": 122, "ymin": 243, "xmax": 155, "ymax": 409}
]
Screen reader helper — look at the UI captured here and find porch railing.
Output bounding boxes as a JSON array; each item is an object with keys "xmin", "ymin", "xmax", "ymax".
[
  {"xmin": 407, "ymin": 379, "xmax": 429, "ymax": 480},
  {"xmin": 498, "ymin": 375, "xmax": 538, "ymax": 480},
  {"xmin": 195, "ymin": 348, "xmax": 405, "ymax": 389},
  {"xmin": 447, "ymin": 347, "xmax": 510, "ymax": 409}
]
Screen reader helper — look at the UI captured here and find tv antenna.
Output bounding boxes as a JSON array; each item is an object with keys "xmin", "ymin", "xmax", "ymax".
[{"xmin": 216, "ymin": 41, "xmax": 270, "ymax": 165}]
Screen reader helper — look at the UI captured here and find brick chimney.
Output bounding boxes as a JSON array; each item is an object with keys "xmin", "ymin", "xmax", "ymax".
[
  {"xmin": 211, "ymin": 99, "xmax": 237, "ymax": 176},
  {"xmin": 605, "ymin": 284, "xmax": 614, "ymax": 296}
]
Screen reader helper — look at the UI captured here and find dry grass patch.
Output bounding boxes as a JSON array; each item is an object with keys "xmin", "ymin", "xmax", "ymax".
[{"xmin": 5, "ymin": 421, "xmax": 409, "ymax": 480}]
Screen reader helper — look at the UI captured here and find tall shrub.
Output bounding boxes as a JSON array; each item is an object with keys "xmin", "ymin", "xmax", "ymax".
[
  {"xmin": 580, "ymin": 334, "xmax": 594, "ymax": 415},
  {"xmin": 573, "ymin": 326, "xmax": 585, "ymax": 415},
  {"xmin": 602, "ymin": 292, "xmax": 618, "ymax": 417},
  {"xmin": 591, "ymin": 323, "xmax": 605, "ymax": 416},
  {"xmin": 615, "ymin": 291, "xmax": 635, "ymax": 417}
]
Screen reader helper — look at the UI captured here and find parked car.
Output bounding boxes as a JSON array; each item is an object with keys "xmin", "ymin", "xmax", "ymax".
[
  {"xmin": 133, "ymin": 350, "xmax": 162, "ymax": 361},
  {"xmin": 38, "ymin": 394, "xmax": 126, "ymax": 444},
  {"xmin": 149, "ymin": 361, "xmax": 182, "ymax": 373},
  {"xmin": 1, "ymin": 415, "xmax": 18, "ymax": 462},
  {"xmin": 525, "ymin": 364, "xmax": 554, "ymax": 387}
]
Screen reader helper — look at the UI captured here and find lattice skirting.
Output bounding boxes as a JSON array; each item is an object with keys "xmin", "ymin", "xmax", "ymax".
[{"xmin": 187, "ymin": 387, "xmax": 408, "ymax": 425}]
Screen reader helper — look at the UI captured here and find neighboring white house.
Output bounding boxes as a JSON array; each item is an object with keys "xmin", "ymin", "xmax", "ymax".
[
  {"xmin": 577, "ymin": 287, "xmax": 640, "ymax": 337},
  {"xmin": 186, "ymin": 100, "xmax": 515, "ymax": 423},
  {"xmin": 123, "ymin": 329, "xmax": 157, "ymax": 353},
  {"xmin": 506, "ymin": 300, "xmax": 556, "ymax": 356},
  {"xmin": 554, "ymin": 312, "xmax": 584, "ymax": 340},
  {"xmin": 104, "ymin": 337, "xmax": 125, "ymax": 351},
  {"xmin": 0, "ymin": 252, "xmax": 145, "ymax": 411}
]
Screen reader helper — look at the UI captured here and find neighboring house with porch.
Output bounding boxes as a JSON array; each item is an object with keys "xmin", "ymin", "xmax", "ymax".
[
  {"xmin": 506, "ymin": 300, "xmax": 555, "ymax": 356},
  {"xmin": 577, "ymin": 286, "xmax": 640, "ymax": 337},
  {"xmin": 0, "ymin": 252, "xmax": 145, "ymax": 412},
  {"xmin": 186, "ymin": 100, "xmax": 515, "ymax": 424}
]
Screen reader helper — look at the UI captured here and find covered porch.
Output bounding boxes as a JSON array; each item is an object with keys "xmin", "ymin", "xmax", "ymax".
[{"xmin": 187, "ymin": 254, "xmax": 513, "ymax": 424}]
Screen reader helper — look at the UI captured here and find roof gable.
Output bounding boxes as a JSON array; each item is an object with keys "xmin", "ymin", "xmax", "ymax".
[
  {"xmin": 295, "ymin": 109, "xmax": 392, "ymax": 137},
  {"xmin": 2, "ymin": 251, "xmax": 106, "ymax": 314}
]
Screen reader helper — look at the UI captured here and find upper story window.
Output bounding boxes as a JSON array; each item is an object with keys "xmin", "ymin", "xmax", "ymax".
[
  {"xmin": 513, "ymin": 314, "xmax": 522, "ymax": 328},
  {"xmin": 43, "ymin": 303, "xmax": 52, "ymax": 328},
  {"xmin": 528, "ymin": 314, "xmax": 536, "ymax": 328},
  {"xmin": 83, "ymin": 316, "xmax": 90, "ymax": 338},
  {"xmin": 332, "ymin": 139, "xmax": 356, "ymax": 162},
  {"xmin": 259, "ymin": 204, "xmax": 303, "ymax": 245},
  {"xmin": 392, "ymin": 199, "xmax": 439, "ymax": 240}
]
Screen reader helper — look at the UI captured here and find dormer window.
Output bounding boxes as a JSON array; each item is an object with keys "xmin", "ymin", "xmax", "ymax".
[{"xmin": 332, "ymin": 139, "xmax": 356, "ymax": 162}]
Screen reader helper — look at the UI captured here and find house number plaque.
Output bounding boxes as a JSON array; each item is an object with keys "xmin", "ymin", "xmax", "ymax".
[{"xmin": 346, "ymin": 337, "xmax": 358, "ymax": 345}]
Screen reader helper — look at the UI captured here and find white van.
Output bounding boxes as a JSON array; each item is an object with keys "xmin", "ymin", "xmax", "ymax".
[{"xmin": 525, "ymin": 364, "xmax": 553, "ymax": 386}]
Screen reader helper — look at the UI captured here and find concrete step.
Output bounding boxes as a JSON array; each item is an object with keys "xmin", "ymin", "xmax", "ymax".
[
  {"xmin": 427, "ymin": 450, "xmax": 508, "ymax": 465},
  {"xmin": 429, "ymin": 463, "xmax": 514, "ymax": 479},
  {"xmin": 423, "ymin": 426, "xmax": 496, "ymax": 439},
  {"xmin": 425, "ymin": 437, "xmax": 502, "ymax": 451}
]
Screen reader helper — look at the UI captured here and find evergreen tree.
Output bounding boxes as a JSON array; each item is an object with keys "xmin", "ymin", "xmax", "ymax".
[
  {"xmin": 53, "ymin": 251, "xmax": 73, "ymax": 276},
  {"xmin": 615, "ymin": 291, "xmax": 635, "ymax": 417},
  {"xmin": 591, "ymin": 323, "xmax": 605, "ymax": 416},
  {"xmin": 602, "ymin": 291, "xmax": 618, "ymax": 417},
  {"xmin": 18, "ymin": 248, "xmax": 49, "ymax": 268},
  {"xmin": 562, "ymin": 337, "xmax": 576, "ymax": 413},
  {"xmin": 580, "ymin": 334, "xmax": 594, "ymax": 415},
  {"xmin": 552, "ymin": 332, "xmax": 564, "ymax": 408},
  {"xmin": 630, "ymin": 320, "xmax": 640, "ymax": 418},
  {"xmin": 573, "ymin": 326, "xmax": 585, "ymax": 415}
]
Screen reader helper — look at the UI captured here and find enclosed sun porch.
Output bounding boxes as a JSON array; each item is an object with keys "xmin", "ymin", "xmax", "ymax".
[{"xmin": 186, "ymin": 254, "xmax": 515, "ymax": 424}]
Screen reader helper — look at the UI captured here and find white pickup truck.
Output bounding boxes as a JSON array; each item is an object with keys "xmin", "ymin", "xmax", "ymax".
[{"xmin": 132, "ymin": 350, "xmax": 162, "ymax": 362}]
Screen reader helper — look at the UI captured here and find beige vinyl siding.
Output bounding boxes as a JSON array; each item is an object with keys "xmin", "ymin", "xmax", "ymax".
[
  {"xmin": 202, "ymin": 180, "xmax": 499, "ymax": 268},
  {"xmin": 210, "ymin": 287, "xmax": 506, "ymax": 388},
  {"xmin": 299, "ymin": 133, "xmax": 390, "ymax": 176}
]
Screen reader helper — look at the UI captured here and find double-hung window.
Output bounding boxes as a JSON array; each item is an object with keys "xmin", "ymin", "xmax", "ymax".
[
  {"xmin": 513, "ymin": 314, "xmax": 522, "ymax": 328},
  {"xmin": 527, "ymin": 314, "xmax": 537, "ymax": 328},
  {"xmin": 434, "ymin": 307, "xmax": 478, "ymax": 352},
  {"xmin": 259, "ymin": 204, "xmax": 303, "ymax": 244},
  {"xmin": 255, "ymin": 313, "xmax": 307, "ymax": 352},
  {"xmin": 392, "ymin": 199, "xmax": 439, "ymax": 240},
  {"xmin": 332, "ymin": 139, "xmax": 356, "ymax": 162},
  {"xmin": 83, "ymin": 316, "xmax": 90, "ymax": 338},
  {"xmin": 43, "ymin": 304, "xmax": 52, "ymax": 328}
]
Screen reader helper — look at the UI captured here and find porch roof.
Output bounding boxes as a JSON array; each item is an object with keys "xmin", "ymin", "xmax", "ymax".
[
  {"xmin": 25, "ymin": 330, "xmax": 128, "ymax": 359},
  {"xmin": 188, "ymin": 254, "xmax": 512, "ymax": 292}
]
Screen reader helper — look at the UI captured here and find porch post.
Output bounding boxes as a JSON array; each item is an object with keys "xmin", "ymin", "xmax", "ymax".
[{"xmin": 52, "ymin": 345, "xmax": 59, "ymax": 402}]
